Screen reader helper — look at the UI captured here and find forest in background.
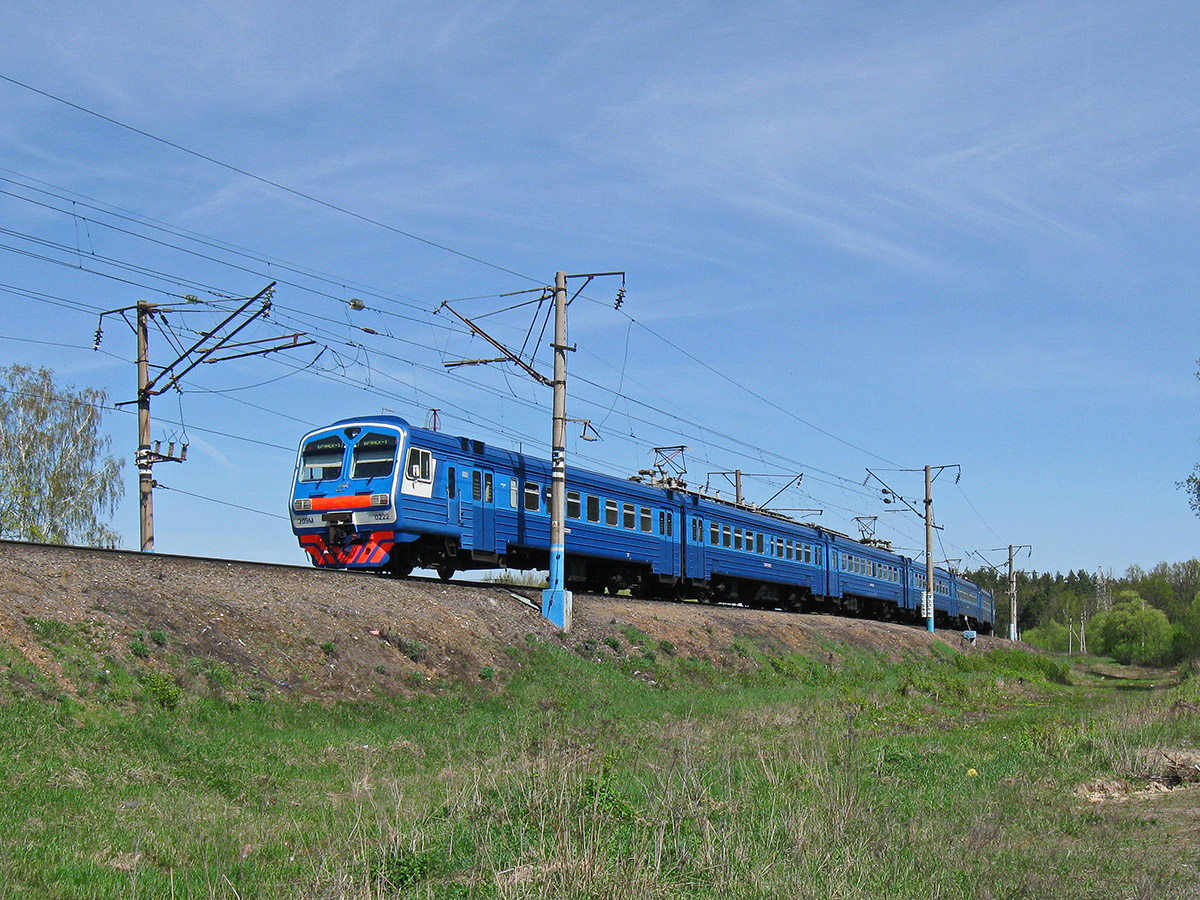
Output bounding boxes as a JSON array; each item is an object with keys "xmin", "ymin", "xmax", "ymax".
[{"xmin": 965, "ymin": 560, "xmax": 1200, "ymax": 665}]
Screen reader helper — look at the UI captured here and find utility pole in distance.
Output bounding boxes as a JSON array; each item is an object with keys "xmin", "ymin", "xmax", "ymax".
[
  {"xmin": 866, "ymin": 463, "xmax": 959, "ymax": 633},
  {"xmin": 975, "ymin": 544, "xmax": 1031, "ymax": 640},
  {"xmin": 1006, "ymin": 544, "xmax": 1031, "ymax": 640}
]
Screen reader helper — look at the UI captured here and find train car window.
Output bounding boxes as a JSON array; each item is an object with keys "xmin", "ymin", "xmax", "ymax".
[
  {"xmin": 510, "ymin": 480, "xmax": 518, "ymax": 509},
  {"xmin": 786, "ymin": 540, "xmax": 794, "ymax": 560},
  {"xmin": 351, "ymin": 433, "xmax": 399, "ymax": 480},
  {"xmin": 623, "ymin": 503, "xmax": 635, "ymax": 529},
  {"xmin": 447, "ymin": 467, "xmax": 456, "ymax": 498},
  {"xmin": 722, "ymin": 525, "xmax": 731, "ymax": 547},
  {"xmin": 524, "ymin": 482, "xmax": 540, "ymax": 511},
  {"xmin": 734, "ymin": 528, "xmax": 742, "ymax": 550},
  {"xmin": 587, "ymin": 496, "xmax": 600, "ymax": 523},
  {"xmin": 710, "ymin": 521, "xmax": 719, "ymax": 544},
  {"xmin": 484, "ymin": 473, "xmax": 493, "ymax": 503},
  {"xmin": 641, "ymin": 507, "xmax": 652, "ymax": 533},
  {"xmin": 756, "ymin": 533, "xmax": 765, "ymax": 555},
  {"xmin": 666, "ymin": 513, "xmax": 673, "ymax": 537},
  {"xmin": 606, "ymin": 499, "xmax": 619, "ymax": 527},
  {"xmin": 816, "ymin": 547, "xmax": 822, "ymax": 565},
  {"xmin": 567, "ymin": 491, "xmax": 581, "ymax": 519},
  {"xmin": 300, "ymin": 435, "xmax": 345, "ymax": 482},
  {"xmin": 473, "ymin": 471, "xmax": 482, "ymax": 501}
]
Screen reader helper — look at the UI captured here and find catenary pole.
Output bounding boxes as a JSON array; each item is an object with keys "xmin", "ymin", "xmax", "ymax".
[
  {"xmin": 1008, "ymin": 544, "xmax": 1018, "ymax": 641},
  {"xmin": 924, "ymin": 464, "xmax": 934, "ymax": 633},
  {"xmin": 541, "ymin": 271, "xmax": 573, "ymax": 630},
  {"xmin": 136, "ymin": 300, "xmax": 155, "ymax": 552}
]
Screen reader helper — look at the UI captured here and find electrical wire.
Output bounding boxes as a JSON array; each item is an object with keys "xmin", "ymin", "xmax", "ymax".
[
  {"xmin": 0, "ymin": 80, "xmax": 1005, "ymax": 546},
  {"xmin": 155, "ymin": 482, "xmax": 287, "ymax": 520},
  {"xmin": 0, "ymin": 73, "xmax": 540, "ymax": 283}
]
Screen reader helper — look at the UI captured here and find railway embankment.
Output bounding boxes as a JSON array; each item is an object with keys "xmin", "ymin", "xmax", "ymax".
[{"xmin": 0, "ymin": 539, "xmax": 1014, "ymax": 702}]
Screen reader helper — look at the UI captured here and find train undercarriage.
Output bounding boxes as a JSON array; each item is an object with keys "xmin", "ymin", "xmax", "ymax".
[{"xmin": 352, "ymin": 534, "xmax": 992, "ymax": 635}]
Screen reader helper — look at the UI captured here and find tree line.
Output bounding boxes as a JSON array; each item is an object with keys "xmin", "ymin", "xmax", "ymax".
[{"xmin": 964, "ymin": 561, "xmax": 1200, "ymax": 666}]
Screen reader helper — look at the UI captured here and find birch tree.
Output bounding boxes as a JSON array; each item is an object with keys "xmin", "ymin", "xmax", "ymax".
[{"xmin": 0, "ymin": 365, "xmax": 124, "ymax": 546}]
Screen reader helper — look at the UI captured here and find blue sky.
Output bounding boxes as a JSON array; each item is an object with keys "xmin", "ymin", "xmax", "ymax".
[{"xmin": 1, "ymin": 1, "xmax": 1197, "ymax": 577}]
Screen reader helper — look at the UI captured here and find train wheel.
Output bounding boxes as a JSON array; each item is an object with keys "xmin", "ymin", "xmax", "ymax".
[{"xmin": 436, "ymin": 564, "xmax": 455, "ymax": 582}]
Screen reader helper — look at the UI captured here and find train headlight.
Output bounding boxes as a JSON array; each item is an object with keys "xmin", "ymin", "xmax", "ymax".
[
  {"xmin": 293, "ymin": 498, "xmax": 312, "ymax": 512},
  {"xmin": 370, "ymin": 493, "xmax": 389, "ymax": 507}
]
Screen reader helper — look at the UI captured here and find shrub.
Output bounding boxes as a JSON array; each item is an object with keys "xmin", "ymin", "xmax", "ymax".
[
  {"xmin": 1022, "ymin": 620, "xmax": 1069, "ymax": 653},
  {"xmin": 141, "ymin": 671, "xmax": 181, "ymax": 709},
  {"xmin": 1091, "ymin": 600, "xmax": 1173, "ymax": 666}
]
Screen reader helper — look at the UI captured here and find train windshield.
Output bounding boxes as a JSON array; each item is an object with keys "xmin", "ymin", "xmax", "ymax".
[
  {"xmin": 350, "ymin": 432, "xmax": 398, "ymax": 480},
  {"xmin": 299, "ymin": 434, "xmax": 345, "ymax": 482}
]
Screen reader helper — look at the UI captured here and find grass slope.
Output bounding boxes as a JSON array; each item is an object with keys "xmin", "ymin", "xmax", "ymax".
[{"xmin": 2, "ymin": 622, "xmax": 1199, "ymax": 899}]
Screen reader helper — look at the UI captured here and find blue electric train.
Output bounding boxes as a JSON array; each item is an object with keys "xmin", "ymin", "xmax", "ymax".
[{"xmin": 289, "ymin": 415, "xmax": 994, "ymax": 633}]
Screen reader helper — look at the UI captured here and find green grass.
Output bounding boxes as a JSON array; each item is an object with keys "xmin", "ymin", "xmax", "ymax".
[{"xmin": 1, "ymin": 630, "xmax": 1198, "ymax": 898}]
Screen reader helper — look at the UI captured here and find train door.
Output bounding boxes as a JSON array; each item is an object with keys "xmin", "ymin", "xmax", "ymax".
[
  {"xmin": 657, "ymin": 508, "xmax": 681, "ymax": 577},
  {"xmin": 474, "ymin": 469, "xmax": 496, "ymax": 552},
  {"xmin": 827, "ymin": 547, "xmax": 841, "ymax": 601},
  {"xmin": 460, "ymin": 468, "xmax": 495, "ymax": 552},
  {"xmin": 684, "ymin": 512, "xmax": 704, "ymax": 580}
]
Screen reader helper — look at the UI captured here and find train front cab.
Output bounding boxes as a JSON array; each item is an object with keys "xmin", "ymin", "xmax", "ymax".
[
  {"xmin": 291, "ymin": 417, "xmax": 466, "ymax": 575},
  {"xmin": 291, "ymin": 419, "xmax": 410, "ymax": 570}
]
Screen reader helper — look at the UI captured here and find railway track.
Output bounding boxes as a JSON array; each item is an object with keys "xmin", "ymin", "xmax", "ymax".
[{"xmin": 0, "ymin": 538, "xmax": 549, "ymax": 599}]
